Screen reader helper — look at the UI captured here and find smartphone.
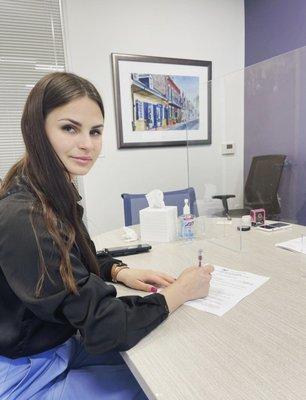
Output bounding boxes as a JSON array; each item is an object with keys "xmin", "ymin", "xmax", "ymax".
[
  {"xmin": 257, "ymin": 222, "xmax": 291, "ymax": 231},
  {"xmin": 97, "ymin": 244, "xmax": 152, "ymax": 258}
]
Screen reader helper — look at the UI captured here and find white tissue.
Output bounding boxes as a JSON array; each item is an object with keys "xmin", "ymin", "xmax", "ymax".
[
  {"xmin": 140, "ymin": 189, "xmax": 177, "ymax": 242},
  {"xmin": 145, "ymin": 189, "xmax": 165, "ymax": 208},
  {"xmin": 122, "ymin": 227, "xmax": 138, "ymax": 242}
]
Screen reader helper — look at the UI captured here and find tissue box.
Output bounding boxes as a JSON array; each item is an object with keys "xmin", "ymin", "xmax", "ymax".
[{"xmin": 140, "ymin": 206, "xmax": 178, "ymax": 242}]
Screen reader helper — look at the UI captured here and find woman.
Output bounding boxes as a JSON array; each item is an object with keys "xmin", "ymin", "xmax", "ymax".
[{"xmin": 0, "ymin": 72, "xmax": 213, "ymax": 399}]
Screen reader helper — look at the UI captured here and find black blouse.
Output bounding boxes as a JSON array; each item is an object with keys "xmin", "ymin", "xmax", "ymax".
[{"xmin": 0, "ymin": 177, "xmax": 169, "ymax": 359}]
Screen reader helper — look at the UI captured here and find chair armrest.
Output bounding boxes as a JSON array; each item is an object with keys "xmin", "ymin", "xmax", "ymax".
[
  {"xmin": 212, "ymin": 195, "xmax": 236, "ymax": 200},
  {"xmin": 212, "ymin": 194, "xmax": 236, "ymax": 215}
]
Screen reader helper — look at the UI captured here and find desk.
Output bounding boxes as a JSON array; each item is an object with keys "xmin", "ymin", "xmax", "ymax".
[{"xmin": 93, "ymin": 221, "xmax": 306, "ymax": 400}]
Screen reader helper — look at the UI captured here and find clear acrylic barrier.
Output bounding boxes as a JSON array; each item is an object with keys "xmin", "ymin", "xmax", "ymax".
[
  {"xmin": 185, "ymin": 45, "xmax": 306, "ymax": 255},
  {"xmin": 185, "ymin": 63, "xmax": 245, "ymax": 252},
  {"xmin": 190, "ymin": 200, "xmax": 243, "ymax": 252}
]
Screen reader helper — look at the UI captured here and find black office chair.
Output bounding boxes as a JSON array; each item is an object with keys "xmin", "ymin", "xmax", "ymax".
[{"xmin": 213, "ymin": 154, "xmax": 286, "ymax": 219}]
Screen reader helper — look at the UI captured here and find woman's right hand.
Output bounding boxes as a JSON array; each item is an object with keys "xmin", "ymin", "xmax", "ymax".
[
  {"xmin": 176, "ymin": 264, "xmax": 214, "ymax": 301},
  {"xmin": 160, "ymin": 265, "xmax": 214, "ymax": 314}
]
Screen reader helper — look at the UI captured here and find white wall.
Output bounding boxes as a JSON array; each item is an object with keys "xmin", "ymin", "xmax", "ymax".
[{"xmin": 62, "ymin": 0, "xmax": 245, "ymax": 236}]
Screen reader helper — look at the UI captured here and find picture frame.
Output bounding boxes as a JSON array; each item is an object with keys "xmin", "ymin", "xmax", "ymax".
[{"xmin": 111, "ymin": 53, "xmax": 212, "ymax": 149}]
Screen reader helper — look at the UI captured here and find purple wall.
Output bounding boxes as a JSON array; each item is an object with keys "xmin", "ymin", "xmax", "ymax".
[
  {"xmin": 245, "ymin": 0, "xmax": 306, "ymax": 66},
  {"xmin": 244, "ymin": 0, "xmax": 306, "ymax": 223}
]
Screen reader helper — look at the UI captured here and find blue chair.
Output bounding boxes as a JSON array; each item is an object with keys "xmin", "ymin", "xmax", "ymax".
[{"xmin": 121, "ymin": 187, "xmax": 198, "ymax": 226}]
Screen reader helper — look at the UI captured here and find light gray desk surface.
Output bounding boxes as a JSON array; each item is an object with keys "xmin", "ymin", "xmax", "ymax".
[{"xmin": 93, "ymin": 221, "xmax": 306, "ymax": 400}]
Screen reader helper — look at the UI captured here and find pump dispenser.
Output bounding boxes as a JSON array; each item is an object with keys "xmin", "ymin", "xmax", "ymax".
[
  {"xmin": 183, "ymin": 199, "xmax": 190, "ymax": 216},
  {"xmin": 180, "ymin": 199, "xmax": 194, "ymax": 240}
]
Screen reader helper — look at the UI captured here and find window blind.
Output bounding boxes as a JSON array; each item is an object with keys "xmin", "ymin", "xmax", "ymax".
[{"xmin": 0, "ymin": 0, "xmax": 66, "ymax": 179}]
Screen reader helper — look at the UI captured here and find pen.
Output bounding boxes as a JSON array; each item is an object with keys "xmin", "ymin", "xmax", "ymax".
[{"xmin": 198, "ymin": 249, "xmax": 203, "ymax": 267}]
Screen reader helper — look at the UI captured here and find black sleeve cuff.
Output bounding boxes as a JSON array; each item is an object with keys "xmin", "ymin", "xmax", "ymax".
[
  {"xmin": 148, "ymin": 292, "xmax": 170, "ymax": 314},
  {"xmin": 96, "ymin": 251, "xmax": 124, "ymax": 281}
]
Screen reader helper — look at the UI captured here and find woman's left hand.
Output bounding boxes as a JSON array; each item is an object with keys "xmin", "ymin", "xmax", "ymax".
[{"xmin": 116, "ymin": 268, "xmax": 175, "ymax": 293}]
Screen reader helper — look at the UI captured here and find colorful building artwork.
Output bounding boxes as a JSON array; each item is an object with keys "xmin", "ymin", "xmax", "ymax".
[{"xmin": 131, "ymin": 73, "xmax": 199, "ymax": 131}]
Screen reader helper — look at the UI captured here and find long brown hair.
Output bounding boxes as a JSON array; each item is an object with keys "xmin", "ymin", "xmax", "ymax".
[{"xmin": 0, "ymin": 72, "xmax": 104, "ymax": 295}]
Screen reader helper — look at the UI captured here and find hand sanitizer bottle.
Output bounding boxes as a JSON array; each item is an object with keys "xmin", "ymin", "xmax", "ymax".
[
  {"xmin": 183, "ymin": 199, "xmax": 190, "ymax": 216},
  {"xmin": 180, "ymin": 199, "xmax": 194, "ymax": 240}
]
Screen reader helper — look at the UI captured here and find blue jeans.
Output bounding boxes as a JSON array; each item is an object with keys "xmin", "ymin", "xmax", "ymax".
[{"xmin": 0, "ymin": 335, "xmax": 148, "ymax": 400}]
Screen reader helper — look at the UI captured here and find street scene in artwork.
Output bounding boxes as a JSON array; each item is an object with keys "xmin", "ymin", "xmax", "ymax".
[{"xmin": 131, "ymin": 73, "xmax": 199, "ymax": 131}]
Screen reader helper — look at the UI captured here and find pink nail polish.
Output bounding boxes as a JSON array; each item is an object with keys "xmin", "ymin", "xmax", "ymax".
[{"xmin": 150, "ymin": 286, "xmax": 157, "ymax": 293}]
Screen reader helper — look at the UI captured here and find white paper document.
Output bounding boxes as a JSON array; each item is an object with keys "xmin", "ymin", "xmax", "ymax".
[
  {"xmin": 185, "ymin": 266, "xmax": 269, "ymax": 316},
  {"xmin": 276, "ymin": 237, "xmax": 306, "ymax": 254}
]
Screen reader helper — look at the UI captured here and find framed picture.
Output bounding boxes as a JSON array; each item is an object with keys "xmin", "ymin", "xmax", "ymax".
[{"xmin": 111, "ymin": 53, "xmax": 212, "ymax": 149}]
